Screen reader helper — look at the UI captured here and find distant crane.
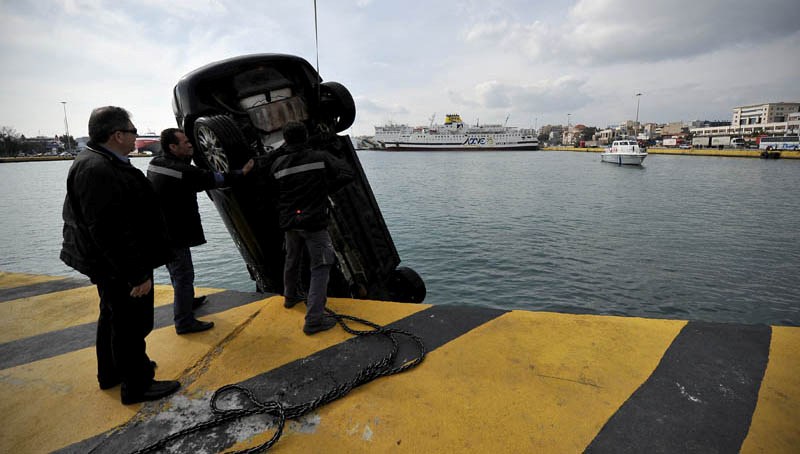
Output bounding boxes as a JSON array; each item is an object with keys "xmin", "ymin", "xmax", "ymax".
[{"xmin": 504, "ymin": 115, "xmax": 510, "ymax": 127}]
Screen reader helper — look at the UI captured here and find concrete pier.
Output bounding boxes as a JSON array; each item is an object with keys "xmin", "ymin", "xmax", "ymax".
[{"xmin": 1, "ymin": 271, "xmax": 797, "ymax": 453}]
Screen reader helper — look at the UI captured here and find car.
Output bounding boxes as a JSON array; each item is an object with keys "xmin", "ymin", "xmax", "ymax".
[
  {"xmin": 171, "ymin": 54, "xmax": 425, "ymax": 303},
  {"xmin": 678, "ymin": 143, "xmax": 692, "ymax": 149}
]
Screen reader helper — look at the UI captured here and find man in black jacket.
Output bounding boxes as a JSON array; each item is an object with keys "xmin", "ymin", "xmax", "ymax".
[
  {"xmin": 270, "ymin": 121, "xmax": 353, "ymax": 334},
  {"xmin": 148, "ymin": 128, "xmax": 253, "ymax": 334},
  {"xmin": 61, "ymin": 106, "xmax": 179, "ymax": 405}
]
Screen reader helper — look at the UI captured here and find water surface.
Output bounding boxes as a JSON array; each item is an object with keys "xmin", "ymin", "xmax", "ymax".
[{"xmin": 1, "ymin": 151, "xmax": 797, "ymax": 325}]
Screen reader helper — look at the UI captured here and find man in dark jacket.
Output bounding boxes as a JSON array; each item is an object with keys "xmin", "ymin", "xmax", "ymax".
[
  {"xmin": 61, "ymin": 106, "xmax": 179, "ymax": 405},
  {"xmin": 270, "ymin": 121, "xmax": 354, "ymax": 334},
  {"xmin": 147, "ymin": 128, "xmax": 253, "ymax": 334}
]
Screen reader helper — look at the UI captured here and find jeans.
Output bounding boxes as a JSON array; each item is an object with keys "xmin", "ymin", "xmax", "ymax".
[
  {"xmin": 166, "ymin": 247, "xmax": 196, "ymax": 328},
  {"xmin": 283, "ymin": 229, "xmax": 335, "ymax": 325}
]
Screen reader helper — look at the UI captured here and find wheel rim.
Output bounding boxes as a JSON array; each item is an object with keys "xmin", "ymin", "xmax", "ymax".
[{"xmin": 196, "ymin": 124, "xmax": 230, "ymax": 172}]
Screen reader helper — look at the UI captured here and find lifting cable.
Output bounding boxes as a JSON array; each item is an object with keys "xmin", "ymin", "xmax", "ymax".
[
  {"xmin": 314, "ymin": 0, "xmax": 321, "ymax": 106},
  {"xmin": 132, "ymin": 309, "xmax": 427, "ymax": 453}
]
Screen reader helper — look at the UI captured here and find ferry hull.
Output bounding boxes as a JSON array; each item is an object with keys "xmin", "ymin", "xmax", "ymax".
[{"xmin": 381, "ymin": 143, "xmax": 540, "ymax": 151}]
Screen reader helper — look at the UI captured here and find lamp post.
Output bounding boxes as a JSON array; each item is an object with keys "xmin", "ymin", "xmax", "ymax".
[
  {"xmin": 60, "ymin": 101, "xmax": 70, "ymax": 153},
  {"xmin": 567, "ymin": 113, "xmax": 571, "ymax": 145},
  {"xmin": 634, "ymin": 93, "xmax": 642, "ymax": 139}
]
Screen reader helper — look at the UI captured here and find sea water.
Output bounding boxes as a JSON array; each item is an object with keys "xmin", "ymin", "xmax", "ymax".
[{"xmin": 1, "ymin": 150, "xmax": 798, "ymax": 326}]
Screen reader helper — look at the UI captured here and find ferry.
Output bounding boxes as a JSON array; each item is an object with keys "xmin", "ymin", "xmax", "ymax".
[
  {"xmin": 135, "ymin": 133, "xmax": 161, "ymax": 154},
  {"xmin": 374, "ymin": 114, "xmax": 539, "ymax": 151}
]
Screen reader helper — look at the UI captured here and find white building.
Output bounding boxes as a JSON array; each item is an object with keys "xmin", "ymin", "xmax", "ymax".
[
  {"xmin": 733, "ymin": 102, "xmax": 800, "ymax": 127},
  {"xmin": 692, "ymin": 101, "xmax": 800, "ymax": 137}
]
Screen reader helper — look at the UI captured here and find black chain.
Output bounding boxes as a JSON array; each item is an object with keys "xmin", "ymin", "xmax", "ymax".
[{"xmin": 132, "ymin": 308, "xmax": 426, "ymax": 453}]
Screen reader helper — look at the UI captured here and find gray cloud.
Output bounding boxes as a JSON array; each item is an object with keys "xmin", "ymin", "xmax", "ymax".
[{"xmin": 563, "ymin": 0, "xmax": 800, "ymax": 64}]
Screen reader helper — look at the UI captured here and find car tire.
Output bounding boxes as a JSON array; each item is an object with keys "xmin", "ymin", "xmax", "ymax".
[
  {"xmin": 193, "ymin": 115, "xmax": 251, "ymax": 172},
  {"xmin": 387, "ymin": 266, "xmax": 426, "ymax": 303},
  {"xmin": 319, "ymin": 81, "xmax": 356, "ymax": 133}
]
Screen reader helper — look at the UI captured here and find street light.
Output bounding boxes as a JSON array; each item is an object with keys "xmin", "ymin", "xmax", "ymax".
[
  {"xmin": 634, "ymin": 93, "xmax": 642, "ymax": 138},
  {"xmin": 567, "ymin": 113, "xmax": 571, "ymax": 145},
  {"xmin": 60, "ymin": 101, "xmax": 70, "ymax": 153}
]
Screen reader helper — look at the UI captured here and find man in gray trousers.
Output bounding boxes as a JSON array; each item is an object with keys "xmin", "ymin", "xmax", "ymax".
[{"xmin": 269, "ymin": 121, "xmax": 353, "ymax": 334}]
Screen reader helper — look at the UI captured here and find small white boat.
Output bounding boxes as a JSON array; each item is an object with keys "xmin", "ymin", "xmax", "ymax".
[{"xmin": 601, "ymin": 139, "xmax": 647, "ymax": 165}]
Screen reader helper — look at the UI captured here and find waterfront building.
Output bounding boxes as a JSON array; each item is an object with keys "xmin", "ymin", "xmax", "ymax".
[
  {"xmin": 733, "ymin": 102, "xmax": 800, "ymax": 127},
  {"xmin": 692, "ymin": 101, "xmax": 800, "ymax": 137}
]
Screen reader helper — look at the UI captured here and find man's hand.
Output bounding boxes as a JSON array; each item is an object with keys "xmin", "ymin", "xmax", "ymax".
[
  {"xmin": 242, "ymin": 159, "xmax": 255, "ymax": 175},
  {"xmin": 130, "ymin": 279, "xmax": 152, "ymax": 297}
]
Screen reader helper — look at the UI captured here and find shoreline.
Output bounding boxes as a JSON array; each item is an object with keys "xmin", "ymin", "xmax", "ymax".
[
  {"xmin": 0, "ymin": 153, "xmax": 152, "ymax": 163},
  {"xmin": 545, "ymin": 146, "xmax": 800, "ymax": 159},
  {"xmin": 4, "ymin": 149, "xmax": 799, "ymax": 163}
]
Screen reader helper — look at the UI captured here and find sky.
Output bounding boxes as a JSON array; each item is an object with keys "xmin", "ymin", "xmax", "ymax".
[{"xmin": 1, "ymin": 0, "xmax": 799, "ymax": 139}]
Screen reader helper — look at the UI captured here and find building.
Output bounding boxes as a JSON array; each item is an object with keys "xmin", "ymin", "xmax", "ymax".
[
  {"xmin": 732, "ymin": 102, "xmax": 800, "ymax": 127},
  {"xmin": 691, "ymin": 101, "xmax": 800, "ymax": 137}
]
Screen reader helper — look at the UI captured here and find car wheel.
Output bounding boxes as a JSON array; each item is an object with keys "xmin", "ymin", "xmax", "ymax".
[
  {"xmin": 193, "ymin": 115, "xmax": 250, "ymax": 172},
  {"xmin": 319, "ymin": 81, "xmax": 356, "ymax": 133},
  {"xmin": 387, "ymin": 266, "xmax": 426, "ymax": 303}
]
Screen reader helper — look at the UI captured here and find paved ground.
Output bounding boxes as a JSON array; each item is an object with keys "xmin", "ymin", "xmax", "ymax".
[{"xmin": 1, "ymin": 271, "xmax": 797, "ymax": 453}]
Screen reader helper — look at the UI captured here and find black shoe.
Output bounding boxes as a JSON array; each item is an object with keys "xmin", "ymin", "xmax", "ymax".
[
  {"xmin": 99, "ymin": 360, "xmax": 157, "ymax": 389},
  {"xmin": 284, "ymin": 297, "xmax": 305, "ymax": 309},
  {"xmin": 303, "ymin": 316, "xmax": 338, "ymax": 335},
  {"xmin": 121, "ymin": 380, "xmax": 180, "ymax": 405},
  {"xmin": 176, "ymin": 319, "xmax": 214, "ymax": 335},
  {"xmin": 192, "ymin": 295, "xmax": 208, "ymax": 310}
]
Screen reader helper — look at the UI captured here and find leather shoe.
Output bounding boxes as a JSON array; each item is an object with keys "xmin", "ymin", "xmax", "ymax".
[
  {"xmin": 176, "ymin": 319, "xmax": 214, "ymax": 335},
  {"xmin": 303, "ymin": 316, "xmax": 338, "ymax": 335},
  {"xmin": 284, "ymin": 297, "xmax": 305, "ymax": 308},
  {"xmin": 192, "ymin": 295, "xmax": 207, "ymax": 309},
  {"xmin": 121, "ymin": 380, "xmax": 180, "ymax": 405}
]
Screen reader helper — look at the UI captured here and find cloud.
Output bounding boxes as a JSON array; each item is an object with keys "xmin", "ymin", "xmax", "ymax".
[
  {"xmin": 462, "ymin": 77, "xmax": 592, "ymax": 114},
  {"xmin": 355, "ymin": 96, "xmax": 409, "ymax": 116},
  {"xmin": 0, "ymin": 0, "xmax": 797, "ymax": 138},
  {"xmin": 563, "ymin": 0, "xmax": 800, "ymax": 64},
  {"xmin": 460, "ymin": 0, "xmax": 800, "ymax": 66}
]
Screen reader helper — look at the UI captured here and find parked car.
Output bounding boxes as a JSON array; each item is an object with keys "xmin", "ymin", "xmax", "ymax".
[
  {"xmin": 678, "ymin": 143, "xmax": 692, "ymax": 149},
  {"xmin": 171, "ymin": 54, "xmax": 425, "ymax": 303}
]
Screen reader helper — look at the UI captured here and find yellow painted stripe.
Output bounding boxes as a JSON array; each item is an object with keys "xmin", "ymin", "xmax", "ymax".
[
  {"xmin": 228, "ymin": 311, "xmax": 685, "ymax": 452},
  {"xmin": 0, "ymin": 271, "xmax": 63, "ymax": 289},
  {"xmin": 0, "ymin": 294, "xmax": 270, "ymax": 453},
  {"xmin": 0, "ymin": 285, "xmax": 223, "ymax": 344},
  {"xmin": 0, "ymin": 295, "xmax": 426, "ymax": 453},
  {"xmin": 741, "ymin": 326, "xmax": 800, "ymax": 453}
]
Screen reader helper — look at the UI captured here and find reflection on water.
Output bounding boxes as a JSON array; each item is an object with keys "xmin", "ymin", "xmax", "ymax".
[{"xmin": 1, "ymin": 151, "xmax": 798, "ymax": 326}]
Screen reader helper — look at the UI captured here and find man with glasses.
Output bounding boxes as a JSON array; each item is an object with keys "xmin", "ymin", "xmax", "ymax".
[{"xmin": 61, "ymin": 106, "xmax": 180, "ymax": 405}]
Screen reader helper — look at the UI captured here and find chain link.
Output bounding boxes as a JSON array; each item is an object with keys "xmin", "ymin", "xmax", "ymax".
[{"xmin": 132, "ymin": 308, "xmax": 426, "ymax": 453}]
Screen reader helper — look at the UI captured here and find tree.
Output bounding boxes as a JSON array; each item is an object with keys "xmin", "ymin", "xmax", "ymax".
[
  {"xmin": 580, "ymin": 127, "xmax": 598, "ymax": 141},
  {"xmin": 537, "ymin": 132, "xmax": 548, "ymax": 144},
  {"xmin": 58, "ymin": 135, "xmax": 77, "ymax": 150},
  {"xmin": 0, "ymin": 126, "xmax": 21, "ymax": 157}
]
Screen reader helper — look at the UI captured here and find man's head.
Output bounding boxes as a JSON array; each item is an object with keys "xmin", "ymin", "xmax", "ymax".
[
  {"xmin": 161, "ymin": 128, "xmax": 193, "ymax": 158},
  {"xmin": 88, "ymin": 106, "xmax": 137, "ymax": 154},
  {"xmin": 283, "ymin": 121, "xmax": 308, "ymax": 145}
]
